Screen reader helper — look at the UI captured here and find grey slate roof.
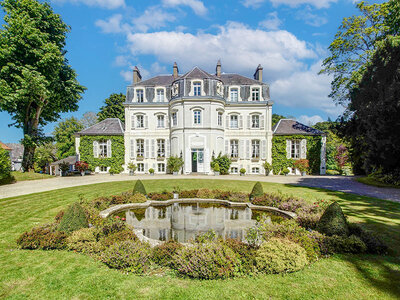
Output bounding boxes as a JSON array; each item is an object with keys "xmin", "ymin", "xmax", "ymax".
[
  {"xmin": 220, "ymin": 73, "xmax": 263, "ymax": 85},
  {"xmin": 273, "ymin": 119, "xmax": 324, "ymax": 136},
  {"xmin": 180, "ymin": 66, "xmax": 220, "ymax": 80},
  {"xmin": 50, "ymin": 155, "xmax": 78, "ymax": 166},
  {"xmin": 5, "ymin": 143, "xmax": 24, "ymax": 161},
  {"xmin": 76, "ymin": 118, "xmax": 124, "ymax": 136},
  {"xmin": 134, "ymin": 75, "xmax": 175, "ymax": 87}
]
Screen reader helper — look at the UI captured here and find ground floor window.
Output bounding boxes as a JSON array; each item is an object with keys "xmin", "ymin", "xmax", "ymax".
[
  {"xmin": 252, "ymin": 167, "xmax": 260, "ymax": 174},
  {"xmin": 100, "ymin": 166, "xmax": 107, "ymax": 172},
  {"xmin": 137, "ymin": 163, "xmax": 144, "ymax": 172},
  {"xmin": 231, "ymin": 167, "xmax": 238, "ymax": 174},
  {"xmin": 158, "ymin": 163, "xmax": 165, "ymax": 172}
]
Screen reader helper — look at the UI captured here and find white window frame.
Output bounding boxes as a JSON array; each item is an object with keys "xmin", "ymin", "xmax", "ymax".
[
  {"xmin": 137, "ymin": 163, "xmax": 144, "ymax": 172},
  {"xmin": 230, "ymin": 115, "xmax": 238, "ymax": 129},
  {"xmin": 194, "ymin": 110, "xmax": 201, "ymax": 125},
  {"xmin": 172, "ymin": 112, "xmax": 177, "ymax": 126},
  {"xmin": 137, "ymin": 139, "xmax": 144, "ymax": 157},
  {"xmin": 136, "ymin": 89, "xmax": 144, "ymax": 103},
  {"xmin": 99, "ymin": 140, "xmax": 107, "ymax": 158},
  {"xmin": 230, "ymin": 140, "xmax": 239, "ymax": 158},
  {"xmin": 230, "ymin": 87, "xmax": 239, "ymax": 102},
  {"xmin": 157, "ymin": 163, "xmax": 165, "ymax": 172},
  {"xmin": 291, "ymin": 140, "xmax": 301, "ymax": 159},
  {"xmin": 251, "ymin": 87, "xmax": 260, "ymax": 101},
  {"xmin": 252, "ymin": 167, "xmax": 260, "ymax": 174},
  {"xmin": 251, "ymin": 140, "xmax": 260, "ymax": 159},
  {"xmin": 137, "ymin": 115, "xmax": 144, "ymax": 128},
  {"xmin": 157, "ymin": 115, "xmax": 165, "ymax": 128},
  {"xmin": 230, "ymin": 167, "xmax": 238, "ymax": 174},
  {"xmin": 157, "ymin": 139, "xmax": 165, "ymax": 158},
  {"xmin": 193, "ymin": 82, "xmax": 201, "ymax": 96},
  {"xmin": 218, "ymin": 112, "xmax": 223, "ymax": 126},
  {"xmin": 156, "ymin": 88, "xmax": 165, "ymax": 102},
  {"xmin": 251, "ymin": 115, "xmax": 260, "ymax": 128}
]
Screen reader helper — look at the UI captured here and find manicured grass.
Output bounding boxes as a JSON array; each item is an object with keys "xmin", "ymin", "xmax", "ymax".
[
  {"xmin": 11, "ymin": 171, "xmax": 54, "ymax": 182},
  {"xmin": 1, "ymin": 179, "xmax": 400, "ymax": 299},
  {"xmin": 356, "ymin": 176, "xmax": 400, "ymax": 189}
]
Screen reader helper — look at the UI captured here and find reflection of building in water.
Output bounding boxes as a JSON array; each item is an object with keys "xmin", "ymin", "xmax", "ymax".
[{"xmin": 125, "ymin": 204, "xmax": 264, "ymax": 243}]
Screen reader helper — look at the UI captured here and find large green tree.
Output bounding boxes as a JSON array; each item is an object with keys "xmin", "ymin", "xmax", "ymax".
[
  {"xmin": 0, "ymin": 0, "xmax": 85, "ymax": 171},
  {"xmin": 34, "ymin": 142, "xmax": 57, "ymax": 172},
  {"xmin": 97, "ymin": 93, "xmax": 125, "ymax": 123},
  {"xmin": 53, "ymin": 117, "xmax": 83, "ymax": 159}
]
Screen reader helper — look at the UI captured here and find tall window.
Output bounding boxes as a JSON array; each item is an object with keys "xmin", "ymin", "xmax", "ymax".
[
  {"xmin": 230, "ymin": 115, "xmax": 238, "ymax": 129},
  {"xmin": 137, "ymin": 115, "xmax": 144, "ymax": 128},
  {"xmin": 99, "ymin": 140, "xmax": 107, "ymax": 158},
  {"xmin": 230, "ymin": 88, "xmax": 238, "ymax": 102},
  {"xmin": 156, "ymin": 89, "xmax": 164, "ymax": 102},
  {"xmin": 136, "ymin": 139, "xmax": 144, "ymax": 157},
  {"xmin": 158, "ymin": 163, "xmax": 165, "ymax": 172},
  {"xmin": 157, "ymin": 115, "xmax": 165, "ymax": 128},
  {"xmin": 251, "ymin": 115, "xmax": 260, "ymax": 128},
  {"xmin": 194, "ymin": 110, "xmax": 201, "ymax": 125},
  {"xmin": 157, "ymin": 139, "xmax": 165, "ymax": 158},
  {"xmin": 252, "ymin": 140, "xmax": 260, "ymax": 158},
  {"xmin": 230, "ymin": 140, "xmax": 238, "ymax": 158},
  {"xmin": 218, "ymin": 112, "xmax": 223, "ymax": 126},
  {"xmin": 291, "ymin": 140, "xmax": 300, "ymax": 159},
  {"xmin": 251, "ymin": 88, "xmax": 260, "ymax": 101},
  {"xmin": 137, "ymin": 163, "xmax": 144, "ymax": 172},
  {"xmin": 136, "ymin": 89, "xmax": 144, "ymax": 102},
  {"xmin": 172, "ymin": 112, "xmax": 177, "ymax": 126},
  {"xmin": 193, "ymin": 82, "xmax": 201, "ymax": 96}
]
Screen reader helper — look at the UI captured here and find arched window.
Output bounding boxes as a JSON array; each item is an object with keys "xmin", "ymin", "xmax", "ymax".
[{"xmin": 194, "ymin": 110, "xmax": 201, "ymax": 125}]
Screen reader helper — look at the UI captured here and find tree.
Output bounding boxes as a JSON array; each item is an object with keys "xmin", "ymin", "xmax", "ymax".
[
  {"xmin": 34, "ymin": 142, "xmax": 57, "ymax": 172},
  {"xmin": 0, "ymin": 0, "xmax": 85, "ymax": 171},
  {"xmin": 97, "ymin": 93, "xmax": 125, "ymax": 123},
  {"xmin": 0, "ymin": 148, "xmax": 11, "ymax": 180},
  {"xmin": 53, "ymin": 117, "xmax": 83, "ymax": 159},
  {"xmin": 272, "ymin": 114, "xmax": 286, "ymax": 127},
  {"xmin": 320, "ymin": 1, "xmax": 392, "ymax": 108},
  {"xmin": 80, "ymin": 111, "xmax": 98, "ymax": 129}
]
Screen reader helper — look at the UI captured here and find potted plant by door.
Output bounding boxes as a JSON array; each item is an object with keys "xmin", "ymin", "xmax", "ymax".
[
  {"xmin": 294, "ymin": 159, "xmax": 309, "ymax": 176},
  {"xmin": 128, "ymin": 163, "xmax": 137, "ymax": 176},
  {"xmin": 282, "ymin": 168, "xmax": 289, "ymax": 176},
  {"xmin": 149, "ymin": 168, "xmax": 155, "ymax": 176},
  {"xmin": 213, "ymin": 163, "xmax": 220, "ymax": 176},
  {"xmin": 75, "ymin": 161, "xmax": 89, "ymax": 176},
  {"xmin": 167, "ymin": 156, "xmax": 184, "ymax": 175},
  {"xmin": 240, "ymin": 168, "xmax": 246, "ymax": 176},
  {"xmin": 263, "ymin": 161, "xmax": 272, "ymax": 176}
]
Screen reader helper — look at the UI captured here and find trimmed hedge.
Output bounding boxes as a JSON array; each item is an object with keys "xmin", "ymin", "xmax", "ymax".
[
  {"xmin": 17, "ymin": 224, "xmax": 67, "ymax": 250},
  {"xmin": 133, "ymin": 180, "xmax": 147, "ymax": 195},
  {"xmin": 152, "ymin": 241, "xmax": 183, "ymax": 267},
  {"xmin": 250, "ymin": 182, "xmax": 263, "ymax": 200},
  {"xmin": 58, "ymin": 202, "xmax": 89, "ymax": 233},
  {"xmin": 316, "ymin": 202, "xmax": 349, "ymax": 236}
]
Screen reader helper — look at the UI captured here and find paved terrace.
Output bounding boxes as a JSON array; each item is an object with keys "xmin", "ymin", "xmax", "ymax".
[{"xmin": 0, "ymin": 174, "xmax": 399, "ymax": 202}]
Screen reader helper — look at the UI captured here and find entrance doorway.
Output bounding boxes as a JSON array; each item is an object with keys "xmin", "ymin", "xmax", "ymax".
[{"xmin": 191, "ymin": 148, "xmax": 204, "ymax": 173}]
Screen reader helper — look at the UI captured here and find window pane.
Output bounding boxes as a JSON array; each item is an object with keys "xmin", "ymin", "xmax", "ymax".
[
  {"xmin": 194, "ymin": 110, "xmax": 201, "ymax": 124},
  {"xmin": 194, "ymin": 82, "xmax": 201, "ymax": 96},
  {"xmin": 230, "ymin": 88, "xmax": 238, "ymax": 102},
  {"xmin": 230, "ymin": 115, "xmax": 238, "ymax": 128}
]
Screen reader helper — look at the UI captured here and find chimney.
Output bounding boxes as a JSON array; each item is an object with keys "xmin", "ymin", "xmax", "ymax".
[
  {"xmin": 253, "ymin": 64, "xmax": 263, "ymax": 82},
  {"xmin": 133, "ymin": 66, "xmax": 142, "ymax": 84},
  {"xmin": 216, "ymin": 59, "xmax": 221, "ymax": 77},
  {"xmin": 173, "ymin": 62, "xmax": 179, "ymax": 79}
]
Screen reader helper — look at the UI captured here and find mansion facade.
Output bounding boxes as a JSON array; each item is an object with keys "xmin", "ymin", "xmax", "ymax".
[{"xmin": 75, "ymin": 61, "xmax": 326, "ymax": 175}]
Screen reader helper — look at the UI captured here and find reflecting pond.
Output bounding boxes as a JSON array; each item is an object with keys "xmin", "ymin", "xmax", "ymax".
[{"xmin": 114, "ymin": 202, "xmax": 286, "ymax": 243}]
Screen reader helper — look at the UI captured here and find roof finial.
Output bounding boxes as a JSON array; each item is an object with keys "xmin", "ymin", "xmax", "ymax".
[{"xmin": 216, "ymin": 59, "xmax": 222, "ymax": 77}]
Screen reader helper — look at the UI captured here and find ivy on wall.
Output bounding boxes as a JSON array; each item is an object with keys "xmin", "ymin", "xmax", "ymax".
[
  {"xmin": 272, "ymin": 135, "xmax": 321, "ymax": 174},
  {"xmin": 79, "ymin": 135, "xmax": 125, "ymax": 173}
]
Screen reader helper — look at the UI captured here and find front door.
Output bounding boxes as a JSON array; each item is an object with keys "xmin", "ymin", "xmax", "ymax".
[
  {"xmin": 191, "ymin": 149, "xmax": 204, "ymax": 173},
  {"xmin": 191, "ymin": 150, "xmax": 197, "ymax": 172}
]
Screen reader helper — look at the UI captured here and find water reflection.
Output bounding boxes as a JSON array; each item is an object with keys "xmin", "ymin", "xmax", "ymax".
[{"xmin": 120, "ymin": 203, "xmax": 283, "ymax": 243}]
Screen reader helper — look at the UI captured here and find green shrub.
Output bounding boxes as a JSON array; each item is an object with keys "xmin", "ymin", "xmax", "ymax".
[
  {"xmin": 240, "ymin": 168, "xmax": 246, "ymax": 174},
  {"xmin": 321, "ymin": 235, "xmax": 367, "ymax": 254},
  {"xmin": 149, "ymin": 168, "xmax": 155, "ymax": 174},
  {"xmin": 250, "ymin": 182, "xmax": 263, "ymax": 200},
  {"xmin": 348, "ymin": 223, "xmax": 388, "ymax": 254},
  {"xmin": 167, "ymin": 155, "xmax": 184, "ymax": 173},
  {"xmin": 229, "ymin": 192, "xmax": 249, "ymax": 203},
  {"xmin": 172, "ymin": 242, "xmax": 239, "ymax": 279},
  {"xmin": 0, "ymin": 147, "xmax": 12, "ymax": 182},
  {"xmin": 58, "ymin": 202, "xmax": 89, "ymax": 233},
  {"xmin": 152, "ymin": 241, "xmax": 183, "ymax": 267},
  {"xmin": 255, "ymin": 238, "xmax": 308, "ymax": 274},
  {"xmin": 17, "ymin": 224, "xmax": 67, "ymax": 250},
  {"xmin": 98, "ymin": 222, "xmax": 137, "ymax": 248},
  {"xmin": 210, "ymin": 154, "xmax": 231, "ymax": 175},
  {"xmin": 296, "ymin": 210, "xmax": 321, "ymax": 230},
  {"xmin": 100, "ymin": 241, "xmax": 151, "ymax": 274},
  {"xmin": 179, "ymin": 189, "xmax": 199, "ymax": 198},
  {"xmin": 66, "ymin": 227, "xmax": 101, "ymax": 254},
  {"xmin": 130, "ymin": 193, "xmax": 147, "ymax": 203},
  {"xmin": 196, "ymin": 189, "xmax": 217, "ymax": 199},
  {"xmin": 316, "ymin": 202, "xmax": 349, "ymax": 237},
  {"xmin": 133, "ymin": 180, "xmax": 147, "ymax": 195},
  {"xmin": 213, "ymin": 163, "xmax": 220, "ymax": 172},
  {"xmin": 263, "ymin": 161, "xmax": 272, "ymax": 175},
  {"xmin": 54, "ymin": 210, "xmax": 65, "ymax": 223},
  {"xmin": 223, "ymin": 238, "xmax": 257, "ymax": 273}
]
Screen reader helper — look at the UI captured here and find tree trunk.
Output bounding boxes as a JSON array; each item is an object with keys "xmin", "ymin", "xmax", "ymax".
[{"xmin": 22, "ymin": 105, "xmax": 42, "ymax": 172}]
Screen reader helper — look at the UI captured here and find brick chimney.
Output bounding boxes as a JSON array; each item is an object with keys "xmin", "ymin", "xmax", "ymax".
[
  {"xmin": 216, "ymin": 59, "xmax": 221, "ymax": 77},
  {"xmin": 173, "ymin": 62, "xmax": 179, "ymax": 79},
  {"xmin": 253, "ymin": 64, "xmax": 263, "ymax": 82},
  {"xmin": 133, "ymin": 66, "xmax": 142, "ymax": 84}
]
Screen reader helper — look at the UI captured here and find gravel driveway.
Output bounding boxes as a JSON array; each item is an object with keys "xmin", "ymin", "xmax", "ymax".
[{"xmin": 0, "ymin": 174, "xmax": 399, "ymax": 202}]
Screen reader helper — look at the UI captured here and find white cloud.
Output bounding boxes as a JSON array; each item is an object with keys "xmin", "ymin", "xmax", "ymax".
[
  {"xmin": 95, "ymin": 14, "xmax": 129, "ymax": 33},
  {"xmin": 241, "ymin": 0, "xmax": 337, "ymax": 9},
  {"xmin": 120, "ymin": 69, "xmax": 132, "ymax": 82},
  {"xmin": 271, "ymin": 61, "xmax": 343, "ymax": 115},
  {"xmin": 297, "ymin": 115, "xmax": 324, "ymax": 126},
  {"xmin": 162, "ymin": 0, "xmax": 207, "ymax": 16},
  {"xmin": 52, "ymin": 0, "xmax": 125, "ymax": 9},
  {"xmin": 125, "ymin": 22, "xmax": 316, "ymax": 80},
  {"xmin": 133, "ymin": 7, "xmax": 176, "ymax": 32},
  {"xmin": 242, "ymin": 0, "xmax": 266, "ymax": 8},
  {"xmin": 259, "ymin": 12, "xmax": 282, "ymax": 30},
  {"xmin": 296, "ymin": 7, "xmax": 328, "ymax": 27}
]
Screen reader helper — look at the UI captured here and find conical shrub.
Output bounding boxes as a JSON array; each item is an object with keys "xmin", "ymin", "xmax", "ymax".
[
  {"xmin": 250, "ymin": 182, "xmax": 263, "ymax": 200},
  {"xmin": 58, "ymin": 202, "xmax": 88, "ymax": 233},
  {"xmin": 316, "ymin": 202, "xmax": 349, "ymax": 236},
  {"xmin": 133, "ymin": 180, "xmax": 147, "ymax": 195}
]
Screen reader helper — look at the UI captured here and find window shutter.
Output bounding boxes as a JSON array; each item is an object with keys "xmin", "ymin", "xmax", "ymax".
[
  {"xmin": 166, "ymin": 117, "xmax": 169, "ymax": 128},
  {"xmin": 239, "ymin": 115, "xmax": 243, "ymax": 129},
  {"xmin": 286, "ymin": 140, "xmax": 291, "ymax": 159},
  {"xmin": 226, "ymin": 116, "xmax": 230, "ymax": 128},
  {"xmin": 247, "ymin": 115, "xmax": 251, "ymax": 129},
  {"xmin": 130, "ymin": 139, "xmax": 135, "ymax": 158},
  {"xmin": 166, "ymin": 139, "xmax": 170, "ymax": 157},
  {"xmin": 300, "ymin": 139, "xmax": 307, "ymax": 159},
  {"xmin": 145, "ymin": 139, "xmax": 149, "ymax": 158},
  {"xmin": 260, "ymin": 115, "xmax": 265, "ymax": 130},
  {"xmin": 225, "ymin": 140, "xmax": 229, "ymax": 155},
  {"xmin": 145, "ymin": 115, "xmax": 149, "ymax": 128},
  {"xmin": 131, "ymin": 115, "xmax": 135, "ymax": 129},
  {"xmin": 93, "ymin": 141, "xmax": 99, "ymax": 158},
  {"xmin": 107, "ymin": 140, "xmax": 112, "ymax": 158},
  {"xmin": 151, "ymin": 139, "xmax": 155, "ymax": 158},
  {"xmin": 145, "ymin": 163, "xmax": 148, "ymax": 173},
  {"xmin": 239, "ymin": 139, "xmax": 245, "ymax": 158},
  {"xmin": 261, "ymin": 140, "xmax": 266, "ymax": 159},
  {"xmin": 246, "ymin": 140, "xmax": 250, "ymax": 159}
]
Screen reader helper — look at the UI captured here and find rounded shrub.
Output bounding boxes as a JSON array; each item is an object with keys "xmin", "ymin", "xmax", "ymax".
[
  {"xmin": 100, "ymin": 241, "xmax": 151, "ymax": 274},
  {"xmin": 58, "ymin": 202, "xmax": 89, "ymax": 233},
  {"xmin": 250, "ymin": 182, "xmax": 264, "ymax": 200},
  {"xmin": 172, "ymin": 242, "xmax": 240, "ymax": 279},
  {"xmin": 66, "ymin": 227, "xmax": 101, "ymax": 254},
  {"xmin": 133, "ymin": 180, "xmax": 147, "ymax": 195},
  {"xmin": 255, "ymin": 238, "xmax": 308, "ymax": 274},
  {"xmin": 223, "ymin": 238, "xmax": 257, "ymax": 273},
  {"xmin": 152, "ymin": 241, "xmax": 183, "ymax": 267},
  {"xmin": 316, "ymin": 202, "xmax": 349, "ymax": 236},
  {"xmin": 348, "ymin": 223, "xmax": 388, "ymax": 254},
  {"xmin": 17, "ymin": 224, "xmax": 67, "ymax": 250},
  {"xmin": 130, "ymin": 193, "xmax": 147, "ymax": 203},
  {"xmin": 321, "ymin": 234, "xmax": 367, "ymax": 254}
]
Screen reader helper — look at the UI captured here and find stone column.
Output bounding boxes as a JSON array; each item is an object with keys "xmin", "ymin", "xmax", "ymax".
[{"xmin": 320, "ymin": 135, "xmax": 327, "ymax": 175}]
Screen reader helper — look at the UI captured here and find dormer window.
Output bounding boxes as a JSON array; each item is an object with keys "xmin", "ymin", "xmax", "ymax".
[
  {"xmin": 230, "ymin": 88, "xmax": 238, "ymax": 102},
  {"xmin": 193, "ymin": 82, "xmax": 201, "ymax": 96},
  {"xmin": 156, "ymin": 89, "xmax": 164, "ymax": 102},
  {"xmin": 251, "ymin": 88, "xmax": 260, "ymax": 101},
  {"xmin": 136, "ymin": 89, "xmax": 144, "ymax": 102}
]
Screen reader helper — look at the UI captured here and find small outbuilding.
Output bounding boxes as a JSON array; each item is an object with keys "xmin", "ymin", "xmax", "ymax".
[{"xmin": 50, "ymin": 155, "xmax": 78, "ymax": 176}]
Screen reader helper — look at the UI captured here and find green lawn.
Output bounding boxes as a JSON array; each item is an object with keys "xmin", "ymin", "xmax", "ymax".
[
  {"xmin": 1, "ymin": 179, "xmax": 399, "ymax": 299},
  {"xmin": 356, "ymin": 176, "xmax": 400, "ymax": 189},
  {"xmin": 11, "ymin": 171, "xmax": 54, "ymax": 182}
]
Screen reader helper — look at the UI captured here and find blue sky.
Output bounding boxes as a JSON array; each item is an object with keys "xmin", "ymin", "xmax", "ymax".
[{"xmin": 0, "ymin": 0, "xmax": 375, "ymax": 142}]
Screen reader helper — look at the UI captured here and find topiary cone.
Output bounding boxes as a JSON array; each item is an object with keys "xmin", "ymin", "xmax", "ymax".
[
  {"xmin": 250, "ymin": 182, "xmax": 263, "ymax": 200},
  {"xmin": 133, "ymin": 180, "xmax": 147, "ymax": 195},
  {"xmin": 58, "ymin": 202, "xmax": 88, "ymax": 233},
  {"xmin": 316, "ymin": 202, "xmax": 349, "ymax": 236}
]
